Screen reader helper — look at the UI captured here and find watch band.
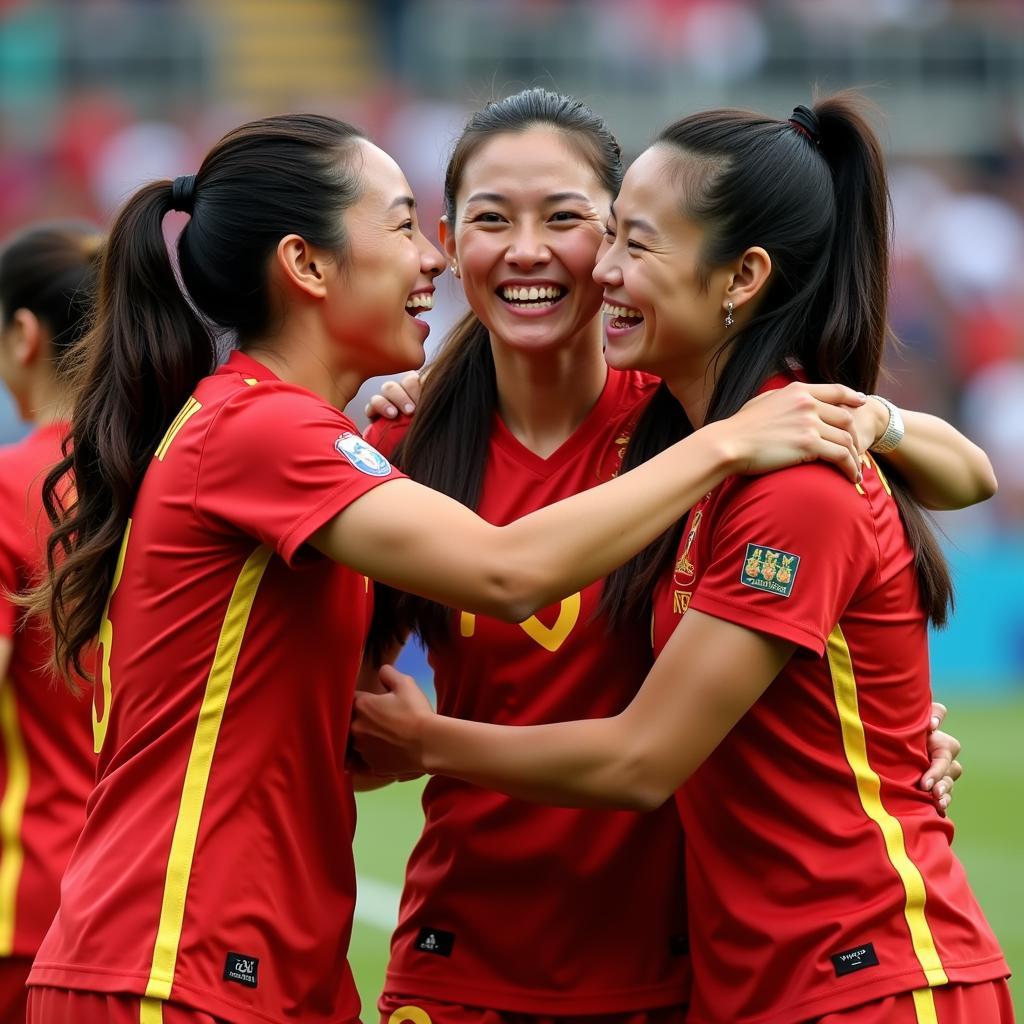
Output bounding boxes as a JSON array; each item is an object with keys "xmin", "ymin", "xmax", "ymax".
[{"xmin": 868, "ymin": 394, "xmax": 905, "ymax": 454}]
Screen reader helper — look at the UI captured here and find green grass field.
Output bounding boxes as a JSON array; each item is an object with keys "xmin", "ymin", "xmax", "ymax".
[{"xmin": 351, "ymin": 696, "xmax": 1023, "ymax": 1019}]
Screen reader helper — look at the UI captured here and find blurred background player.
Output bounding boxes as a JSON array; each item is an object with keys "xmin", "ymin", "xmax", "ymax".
[
  {"xmin": 363, "ymin": 89, "xmax": 979, "ymax": 1024},
  {"xmin": 0, "ymin": 221, "xmax": 100, "ymax": 1023}
]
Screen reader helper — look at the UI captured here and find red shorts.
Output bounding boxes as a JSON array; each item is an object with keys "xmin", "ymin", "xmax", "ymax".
[
  {"xmin": 0, "ymin": 956, "xmax": 32, "ymax": 1023},
  {"xmin": 27, "ymin": 987, "xmax": 229, "ymax": 1023},
  {"xmin": 815, "ymin": 980, "xmax": 1015, "ymax": 1023},
  {"xmin": 380, "ymin": 995, "xmax": 688, "ymax": 1024}
]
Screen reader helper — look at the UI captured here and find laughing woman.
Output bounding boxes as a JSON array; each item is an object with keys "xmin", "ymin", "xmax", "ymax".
[
  {"xmin": 353, "ymin": 95, "xmax": 1011, "ymax": 1024},
  {"xmin": 24, "ymin": 114, "xmax": 873, "ymax": 1024}
]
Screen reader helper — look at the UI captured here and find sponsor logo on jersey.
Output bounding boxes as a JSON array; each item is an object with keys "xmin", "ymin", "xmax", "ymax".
[
  {"xmin": 830, "ymin": 942, "xmax": 879, "ymax": 977},
  {"xmin": 334, "ymin": 432, "xmax": 392, "ymax": 476},
  {"xmin": 740, "ymin": 543, "xmax": 800, "ymax": 597},
  {"xmin": 415, "ymin": 927, "xmax": 455, "ymax": 957},
  {"xmin": 224, "ymin": 951, "xmax": 260, "ymax": 988}
]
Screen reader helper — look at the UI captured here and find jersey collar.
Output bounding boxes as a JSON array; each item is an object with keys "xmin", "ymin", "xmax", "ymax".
[{"xmin": 216, "ymin": 349, "xmax": 283, "ymax": 384}]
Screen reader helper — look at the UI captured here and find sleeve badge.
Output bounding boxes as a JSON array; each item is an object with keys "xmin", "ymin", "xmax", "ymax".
[
  {"xmin": 740, "ymin": 543, "xmax": 800, "ymax": 598},
  {"xmin": 334, "ymin": 432, "xmax": 392, "ymax": 477}
]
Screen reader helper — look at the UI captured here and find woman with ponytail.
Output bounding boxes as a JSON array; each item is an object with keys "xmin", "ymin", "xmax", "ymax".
[
  {"xmin": 0, "ymin": 221, "xmax": 101, "ymax": 1023},
  {"xmin": 354, "ymin": 94, "xmax": 1011, "ymax": 1023},
  {"xmin": 24, "ymin": 114, "xmax": 880, "ymax": 1024}
]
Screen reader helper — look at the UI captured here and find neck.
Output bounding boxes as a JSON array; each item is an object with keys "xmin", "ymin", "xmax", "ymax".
[
  {"xmin": 245, "ymin": 312, "xmax": 361, "ymax": 410},
  {"xmin": 662, "ymin": 356, "xmax": 719, "ymax": 429},
  {"xmin": 26, "ymin": 373, "xmax": 70, "ymax": 427},
  {"xmin": 490, "ymin": 324, "xmax": 608, "ymax": 459}
]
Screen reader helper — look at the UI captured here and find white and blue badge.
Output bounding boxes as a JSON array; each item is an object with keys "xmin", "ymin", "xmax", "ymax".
[{"xmin": 334, "ymin": 432, "xmax": 392, "ymax": 477}]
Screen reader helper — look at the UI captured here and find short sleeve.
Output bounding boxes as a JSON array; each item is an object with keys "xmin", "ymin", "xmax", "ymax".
[
  {"xmin": 197, "ymin": 387, "xmax": 405, "ymax": 566},
  {"xmin": 689, "ymin": 465, "xmax": 878, "ymax": 655}
]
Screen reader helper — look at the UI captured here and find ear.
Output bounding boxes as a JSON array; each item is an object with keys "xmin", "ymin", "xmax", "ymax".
[
  {"xmin": 438, "ymin": 216, "xmax": 457, "ymax": 264},
  {"xmin": 275, "ymin": 234, "xmax": 329, "ymax": 300},
  {"xmin": 725, "ymin": 246, "xmax": 772, "ymax": 313},
  {"xmin": 10, "ymin": 309, "xmax": 42, "ymax": 367}
]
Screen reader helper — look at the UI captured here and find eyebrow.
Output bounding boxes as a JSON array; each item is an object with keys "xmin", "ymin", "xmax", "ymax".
[
  {"xmin": 608, "ymin": 204, "xmax": 657, "ymax": 236},
  {"xmin": 464, "ymin": 191, "xmax": 595, "ymax": 205},
  {"xmin": 389, "ymin": 195, "xmax": 416, "ymax": 211}
]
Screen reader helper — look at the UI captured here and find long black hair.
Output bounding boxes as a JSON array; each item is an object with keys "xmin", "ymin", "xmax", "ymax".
[
  {"xmin": 34, "ymin": 114, "xmax": 367, "ymax": 681},
  {"xmin": 601, "ymin": 92, "xmax": 952, "ymax": 628},
  {"xmin": 371, "ymin": 88, "xmax": 624, "ymax": 656}
]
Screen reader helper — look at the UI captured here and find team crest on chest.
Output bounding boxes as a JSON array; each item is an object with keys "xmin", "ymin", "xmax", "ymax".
[
  {"xmin": 334, "ymin": 432, "xmax": 392, "ymax": 476},
  {"xmin": 740, "ymin": 543, "xmax": 800, "ymax": 597}
]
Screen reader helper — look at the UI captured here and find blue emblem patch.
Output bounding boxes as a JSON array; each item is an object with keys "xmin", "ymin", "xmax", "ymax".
[{"xmin": 334, "ymin": 433, "xmax": 392, "ymax": 477}]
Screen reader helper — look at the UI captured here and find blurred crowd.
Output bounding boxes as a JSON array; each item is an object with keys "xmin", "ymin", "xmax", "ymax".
[{"xmin": 0, "ymin": 0, "xmax": 1022, "ymax": 531}]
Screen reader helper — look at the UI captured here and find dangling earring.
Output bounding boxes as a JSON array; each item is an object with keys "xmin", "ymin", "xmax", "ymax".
[
  {"xmin": 450, "ymin": 258, "xmax": 459, "ymax": 277},
  {"xmin": 724, "ymin": 301, "xmax": 735, "ymax": 328}
]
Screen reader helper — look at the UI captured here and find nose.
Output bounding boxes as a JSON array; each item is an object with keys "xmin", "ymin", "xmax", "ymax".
[
  {"xmin": 504, "ymin": 224, "xmax": 551, "ymax": 269},
  {"xmin": 420, "ymin": 234, "xmax": 446, "ymax": 279},
  {"xmin": 593, "ymin": 244, "xmax": 621, "ymax": 287}
]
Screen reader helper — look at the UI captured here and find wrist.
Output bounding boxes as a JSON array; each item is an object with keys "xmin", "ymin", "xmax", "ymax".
[
  {"xmin": 698, "ymin": 419, "xmax": 747, "ymax": 478},
  {"xmin": 418, "ymin": 713, "xmax": 446, "ymax": 775},
  {"xmin": 868, "ymin": 395, "xmax": 905, "ymax": 454}
]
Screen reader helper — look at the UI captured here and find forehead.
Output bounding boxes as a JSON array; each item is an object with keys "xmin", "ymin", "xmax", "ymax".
[
  {"xmin": 352, "ymin": 139, "xmax": 413, "ymax": 207},
  {"xmin": 617, "ymin": 145, "xmax": 679, "ymax": 209},
  {"xmin": 458, "ymin": 127, "xmax": 608, "ymax": 203}
]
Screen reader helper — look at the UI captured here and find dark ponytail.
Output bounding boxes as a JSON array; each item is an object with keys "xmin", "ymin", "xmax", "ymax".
[
  {"xmin": 604, "ymin": 92, "xmax": 951, "ymax": 628},
  {"xmin": 0, "ymin": 220, "xmax": 102, "ymax": 378},
  {"xmin": 34, "ymin": 114, "xmax": 367, "ymax": 681},
  {"xmin": 369, "ymin": 89, "xmax": 623, "ymax": 657}
]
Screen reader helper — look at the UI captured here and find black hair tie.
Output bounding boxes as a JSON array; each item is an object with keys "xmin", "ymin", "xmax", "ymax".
[
  {"xmin": 170, "ymin": 174, "xmax": 197, "ymax": 213},
  {"xmin": 788, "ymin": 105, "xmax": 821, "ymax": 146}
]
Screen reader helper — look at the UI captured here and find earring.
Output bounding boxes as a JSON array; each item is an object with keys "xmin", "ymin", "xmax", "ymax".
[
  {"xmin": 450, "ymin": 259, "xmax": 459, "ymax": 277},
  {"xmin": 724, "ymin": 301, "xmax": 735, "ymax": 328}
]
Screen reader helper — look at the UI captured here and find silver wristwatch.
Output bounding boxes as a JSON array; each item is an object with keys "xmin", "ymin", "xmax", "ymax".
[{"xmin": 868, "ymin": 395, "xmax": 905, "ymax": 454}]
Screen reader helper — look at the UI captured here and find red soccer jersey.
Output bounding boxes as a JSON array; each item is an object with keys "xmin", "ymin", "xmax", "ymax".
[
  {"xmin": 651, "ymin": 388, "xmax": 1009, "ymax": 1023},
  {"xmin": 367, "ymin": 369, "xmax": 691, "ymax": 1015},
  {"xmin": 0, "ymin": 423, "xmax": 94, "ymax": 958},
  {"xmin": 29, "ymin": 351, "xmax": 404, "ymax": 1024}
]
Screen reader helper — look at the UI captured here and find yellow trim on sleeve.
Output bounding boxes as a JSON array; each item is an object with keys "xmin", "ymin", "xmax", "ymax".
[
  {"xmin": 144, "ymin": 545, "xmax": 273, "ymax": 1000},
  {"xmin": 827, "ymin": 625, "xmax": 948, "ymax": 988},
  {"xmin": 0, "ymin": 683, "xmax": 29, "ymax": 955},
  {"xmin": 139, "ymin": 996, "xmax": 164, "ymax": 1023},
  {"xmin": 912, "ymin": 987, "xmax": 939, "ymax": 1024},
  {"xmin": 155, "ymin": 398, "xmax": 203, "ymax": 462}
]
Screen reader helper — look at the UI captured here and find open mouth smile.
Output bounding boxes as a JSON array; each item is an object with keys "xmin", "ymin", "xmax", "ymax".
[
  {"xmin": 497, "ymin": 283, "xmax": 568, "ymax": 312},
  {"xmin": 602, "ymin": 301, "xmax": 644, "ymax": 331}
]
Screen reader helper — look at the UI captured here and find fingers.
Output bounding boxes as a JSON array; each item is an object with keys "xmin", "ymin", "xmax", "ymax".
[
  {"xmin": 363, "ymin": 378, "xmax": 420, "ymax": 421},
  {"xmin": 922, "ymin": 728, "xmax": 961, "ymax": 791},
  {"xmin": 929, "ymin": 702, "xmax": 947, "ymax": 731},
  {"xmin": 800, "ymin": 382, "xmax": 867, "ymax": 408},
  {"xmin": 809, "ymin": 436, "xmax": 862, "ymax": 484},
  {"xmin": 377, "ymin": 664, "xmax": 414, "ymax": 692}
]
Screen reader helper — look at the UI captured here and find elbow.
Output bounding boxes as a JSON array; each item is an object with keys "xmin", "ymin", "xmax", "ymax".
[
  {"xmin": 611, "ymin": 746, "xmax": 677, "ymax": 812},
  {"xmin": 476, "ymin": 566, "xmax": 549, "ymax": 624},
  {"xmin": 979, "ymin": 463, "xmax": 999, "ymax": 503}
]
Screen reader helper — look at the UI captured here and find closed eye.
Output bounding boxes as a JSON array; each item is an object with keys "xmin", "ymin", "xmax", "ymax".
[{"xmin": 470, "ymin": 212, "xmax": 507, "ymax": 224}]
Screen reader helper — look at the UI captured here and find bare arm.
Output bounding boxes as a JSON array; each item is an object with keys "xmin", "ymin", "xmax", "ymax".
[
  {"xmin": 853, "ymin": 399, "xmax": 997, "ymax": 510},
  {"xmin": 315, "ymin": 383, "xmax": 864, "ymax": 622},
  {"xmin": 352, "ymin": 610, "xmax": 791, "ymax": 809}
]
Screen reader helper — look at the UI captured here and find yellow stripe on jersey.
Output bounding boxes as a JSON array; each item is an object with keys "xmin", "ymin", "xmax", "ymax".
[
  {"xmin": 95, "ymin": 518, "xmax": 133, "ymax": 754},
  {"xmin": 144, "ymin": 545, "xmax": 273, "ymax": 1000},
  {"xmin": 827, "ymin": 625, "xmax": 949, "ymax": 988},
  {"xmin": 912, "ymin": 987, "xmax": 939, "ymax": 1024},
  {"xmin": 866, "ymin": 452, "xmax": 893, "ymax": 496},
  {"xmin": 155, "ymin": 397, "xmax": 203, "ymax": 462},
  {"xmin": 0, "ymin": 683, "xmax": 29, "ymax": 955},
  {"xmin": 389, "ymin": 1008, "xmax": 434, "ymax": 1024},
  {"xmin": 139, "ymin": 996, "xmax": 164, "ymax": 1023}
]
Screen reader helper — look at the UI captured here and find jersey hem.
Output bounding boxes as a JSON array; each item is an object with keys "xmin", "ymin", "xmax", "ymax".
[
  {"xmin": 28, "ymin": 964, "xmax": 362, "ymax": 1024},
  {"xmin": 683, "ymin": 955, "xmax": 1010, "ymax": 1024},
  {"xmin": 382, "ymin": 972, "xmax": 690, "ymax": 1015}
]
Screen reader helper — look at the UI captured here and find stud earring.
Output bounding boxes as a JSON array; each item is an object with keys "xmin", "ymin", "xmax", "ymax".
[
  {"xmin": 450, "ymin": 259, "xmax": 459, "ymax": 277},
  {"xmin": 724, "ymin": 301, "xmax": 735, "ymax": 328}
]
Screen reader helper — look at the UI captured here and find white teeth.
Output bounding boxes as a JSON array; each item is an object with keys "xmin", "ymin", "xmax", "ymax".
[
  {"xmin": 405, "ymin": 293, "xmax": 434, "ymax": 310},
  {"xmin": 601, "ymin": 302, "xmax": 643, "ymax": 319},
  {"xmin": 500, "ymin": 285, "xmax": 564, "ymax": 301}
]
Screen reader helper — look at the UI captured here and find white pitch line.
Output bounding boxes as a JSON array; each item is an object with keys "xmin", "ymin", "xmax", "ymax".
[{"xmin": 355, "ymin": 875, "xmax": 403, "ymax": 932}]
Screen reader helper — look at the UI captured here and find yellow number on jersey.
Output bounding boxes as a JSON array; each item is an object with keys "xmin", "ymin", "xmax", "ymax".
[
  {"xmin": 459, "ymin": 591, "xmax": 582, "ymax": 653},
  {"xmin": 94, "ymin": 519, "xmax": 132, "ymax": 754}
]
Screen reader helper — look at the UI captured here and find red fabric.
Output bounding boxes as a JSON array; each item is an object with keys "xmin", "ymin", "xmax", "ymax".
[
  {"xmin": 368, "ymin": 370, "xmax": 691, "ymax": 1016},
  {"xmin": 380, "ymin": 991, "xmax": 689, "ymax": 1024},
  {"xmin": 0, "ymin": 956, "xmax": 31, "ymax": 1022},
  {"xmin": 651, "ymin": 382, "xmax": 1008, "ymax": 1023},
  {"xmin": 28, "ymin": 986, "xmax": 230, "ymax": 1023},
  {"xmin": 815, "ymin": 979, "xmax": 1015, "ymax": 1023},
  {"xmin": 0, "ymin": 424, "xmax": 93, "ymax": 957},
  {"xmin": 30, "ymin": 352, "xmax": 402, "ymax": 1023}
]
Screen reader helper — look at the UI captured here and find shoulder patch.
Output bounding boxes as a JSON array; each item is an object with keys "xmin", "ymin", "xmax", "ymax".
[
  {"xmin": 740, "ymin": 543, "xmax": 799, "ymax": 598},
  {"xmin": 334, "ymin": 432, "xmax": 392, "ymax": 477}
]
